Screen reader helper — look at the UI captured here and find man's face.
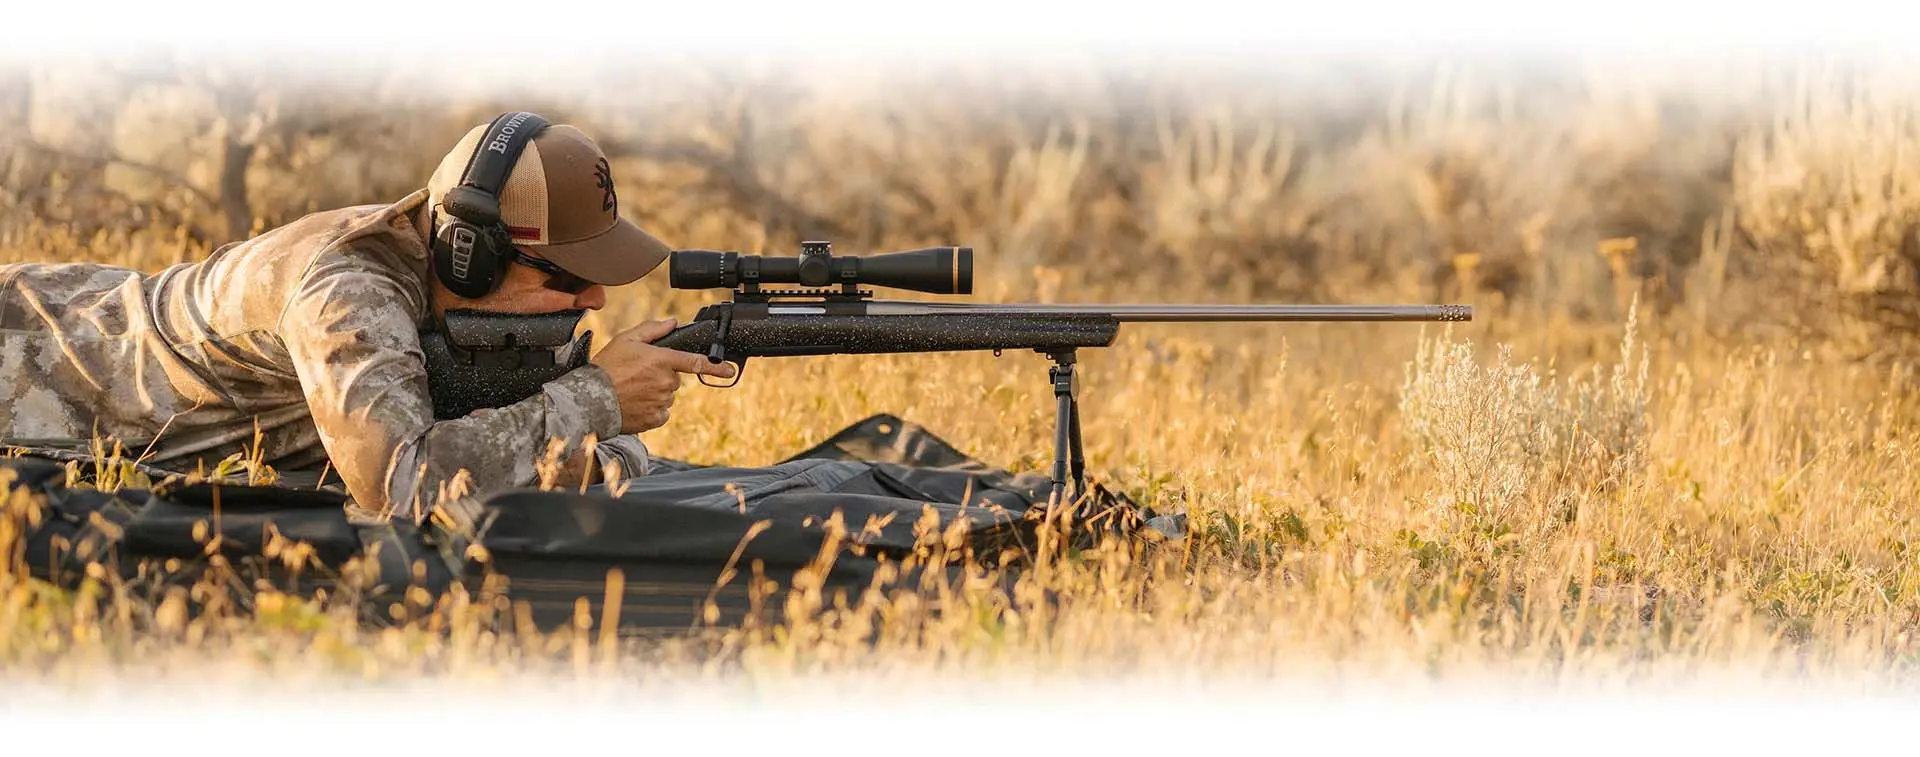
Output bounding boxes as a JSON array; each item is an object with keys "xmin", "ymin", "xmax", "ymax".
[{"xmin": 431, "ymin": 247, "xmax": 608, "ymax": 316}]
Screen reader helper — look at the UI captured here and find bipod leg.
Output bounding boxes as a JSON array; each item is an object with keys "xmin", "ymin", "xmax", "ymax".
[
  {"xmin": 1068, "ymin": 385, "xmax": 1086, "ymax": 505},
  {"xmin": 1045, "ymin": 350, "xmax": 1079, "ymax": 517}
]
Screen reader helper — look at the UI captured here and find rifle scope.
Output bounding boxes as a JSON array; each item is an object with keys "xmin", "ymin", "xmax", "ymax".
[{"xmin": 670, "ymin": 241, "xmax": 973, "ymax": 295}]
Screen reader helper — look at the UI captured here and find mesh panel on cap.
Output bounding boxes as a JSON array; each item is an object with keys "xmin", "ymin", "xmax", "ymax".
[
  {"xmin": 497, "ymin": 142, "xmax": 550, "ymax": 244},
  {"xmin": 427, "ymin": 125, "xmax": 488, "ymax": 209},
  {"xmin": 427, "ymin": 123, "xmax": 552, "ymax": 244}
]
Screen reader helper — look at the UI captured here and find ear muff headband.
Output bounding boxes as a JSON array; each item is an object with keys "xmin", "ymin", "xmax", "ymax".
[
  {"xmin": 433, "ymin": 111, "xmax": 552, "ymax": 299},
  {"xmin": 449, "ymin": 111, "xmax": 550, "ymax": 223}
]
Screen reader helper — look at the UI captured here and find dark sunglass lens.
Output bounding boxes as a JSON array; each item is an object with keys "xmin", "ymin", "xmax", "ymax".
[
  {"xmin": 547, "ymin": 273, "xmax": 594, "ymax": 294},
  {"xmin": 512, "ymin": 249, "xmax": 593, "ymax": 294}
]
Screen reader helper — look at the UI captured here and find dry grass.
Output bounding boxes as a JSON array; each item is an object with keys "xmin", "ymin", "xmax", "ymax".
[{"xmin": 2, "ymin": 52, "xmax": 1918, "ymax": 690}]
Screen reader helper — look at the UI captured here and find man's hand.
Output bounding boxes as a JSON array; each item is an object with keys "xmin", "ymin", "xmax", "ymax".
[{"xmin": 591, "ymin": 318, "xmax": 736, "ymax": 434}]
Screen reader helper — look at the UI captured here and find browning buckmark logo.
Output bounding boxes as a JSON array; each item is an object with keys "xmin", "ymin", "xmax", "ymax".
[{"xmin": 594, "ymin": 157, "xmax": 616, "ymax": 212}]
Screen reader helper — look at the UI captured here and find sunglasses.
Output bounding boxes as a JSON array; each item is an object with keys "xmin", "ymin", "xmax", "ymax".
[{"xmin": 508, "ymin": 248, "xmax": 596, "ymax": 294}]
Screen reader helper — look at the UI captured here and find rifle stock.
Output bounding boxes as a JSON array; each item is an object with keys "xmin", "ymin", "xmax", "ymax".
[{"xmin": 652, "ymin": 311, "xmax": 1122, "ymax": 365}]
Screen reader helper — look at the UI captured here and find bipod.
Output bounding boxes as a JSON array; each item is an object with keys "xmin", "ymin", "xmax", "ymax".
[
  {"xmin": 1032, "ymin": 350, "xmax": 1158, "ymax": 550},
  {"xmin": 1041, "ymin": 349, "xmax": 1088, "ymax": 519}
]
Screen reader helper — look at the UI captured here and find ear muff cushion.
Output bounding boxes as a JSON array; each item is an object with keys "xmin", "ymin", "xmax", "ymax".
[{"xmin": 434, "ymin": 218, "xmax": 505, "ymax": 300}]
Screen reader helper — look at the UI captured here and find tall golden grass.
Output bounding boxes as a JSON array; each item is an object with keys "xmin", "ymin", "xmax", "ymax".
[{"xmin": 1, "ymin": 52, "xmax": 1917, "ymax": 686}]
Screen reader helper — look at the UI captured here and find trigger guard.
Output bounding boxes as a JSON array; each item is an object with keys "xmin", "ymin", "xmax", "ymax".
[{"xmin": 699, "ymin": 360, "xmax": 745, "ymax": 388}]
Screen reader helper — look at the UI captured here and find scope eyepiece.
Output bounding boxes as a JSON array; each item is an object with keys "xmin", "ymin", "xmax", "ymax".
[{"xmin": 670, "ymin": 241, "xmax": 973, "ymax": 295}]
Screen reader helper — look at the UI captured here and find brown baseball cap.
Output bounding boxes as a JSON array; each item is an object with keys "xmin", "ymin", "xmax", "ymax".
[{"xmin": 427, "ymin": 120, "xmax": 669, "ymax": 286}]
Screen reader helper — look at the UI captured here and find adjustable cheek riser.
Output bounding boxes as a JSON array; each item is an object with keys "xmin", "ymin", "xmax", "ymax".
[{"xmin": 419, "ymin": 308, "xmax": 596, "ymax": 421}]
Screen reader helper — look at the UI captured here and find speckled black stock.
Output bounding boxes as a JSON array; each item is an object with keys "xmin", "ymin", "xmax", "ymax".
[
  {"xmin": 652, "ymin": 313, "xmax": 1122, "ymax": 364},
  {"xmin": 420, "ymin": 323, "xmax": 593, "ymax": 420}
]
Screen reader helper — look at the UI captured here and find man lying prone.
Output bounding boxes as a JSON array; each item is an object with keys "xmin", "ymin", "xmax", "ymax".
[{"xmin": 0, "ymin": 111, "xmax": 732, "ymax": 515}]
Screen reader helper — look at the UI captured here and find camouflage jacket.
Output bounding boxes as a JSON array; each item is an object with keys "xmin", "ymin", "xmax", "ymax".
[{"xmin": 0, "ymin": 188, "xmax": 649, "ymax": 515}]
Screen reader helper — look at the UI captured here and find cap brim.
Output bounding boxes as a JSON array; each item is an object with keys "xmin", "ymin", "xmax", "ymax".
[{"xmin": 536, "ymin": 217, "xmax": 671, "ymax": 286}]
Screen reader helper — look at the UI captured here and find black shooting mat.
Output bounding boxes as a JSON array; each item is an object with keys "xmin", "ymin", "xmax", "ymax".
[{"xmin": 2, "ymin": 414, "xmax": 1167, "ymax": 633}]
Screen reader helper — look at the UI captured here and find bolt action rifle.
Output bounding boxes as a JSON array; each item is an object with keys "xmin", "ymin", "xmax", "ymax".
[{"xmin": 646, "ymin": 241, "xmax": 1472, "ymax": 514}]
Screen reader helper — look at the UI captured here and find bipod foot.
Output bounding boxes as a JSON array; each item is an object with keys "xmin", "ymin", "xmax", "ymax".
[
  {"xmin": 1036, "ymin": 481, "xmax": 1155, "ymax": 551},
  {"xmin": 1030, "ymin": 348, "xmax": 1165, "ymax": 549}
]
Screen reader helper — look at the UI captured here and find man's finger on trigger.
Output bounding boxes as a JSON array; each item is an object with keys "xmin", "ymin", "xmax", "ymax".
[
  {"xmin": 678, "ymin": 353, "xmax": 723, "ymax": 376},
  {"xmin": 675, "ymin": 352, "xmax": 721, "ymax": 374}
]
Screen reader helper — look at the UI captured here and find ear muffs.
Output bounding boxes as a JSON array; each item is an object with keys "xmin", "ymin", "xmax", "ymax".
[{"xmin": 431, "ymin": 111, "xmax": 552, "ymax": 299}]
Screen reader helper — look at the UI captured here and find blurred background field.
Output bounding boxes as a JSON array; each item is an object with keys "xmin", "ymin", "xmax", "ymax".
[{"xmin": 2, "ymin": 49, "xmax": 1917, "ymax": 686}]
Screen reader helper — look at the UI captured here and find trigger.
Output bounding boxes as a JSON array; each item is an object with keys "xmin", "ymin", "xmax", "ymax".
[{"xmin": 701, "ymin": 360, "xmax": 745, "ymax": 389}]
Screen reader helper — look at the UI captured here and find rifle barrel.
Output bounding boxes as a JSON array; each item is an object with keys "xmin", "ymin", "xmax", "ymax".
[{"xmin": 863, "ymin": 303, "xmax": 1473, "ymax": 322}]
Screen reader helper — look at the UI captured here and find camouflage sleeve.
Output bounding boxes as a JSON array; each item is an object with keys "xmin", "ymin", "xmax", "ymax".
[
  {"xmin": 593, "ymin": 434, "xmax": 652, "ymax": 480},
  {"xmin": 280, "ymin": 263, "xmax": 622, "ymax": 515}
]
